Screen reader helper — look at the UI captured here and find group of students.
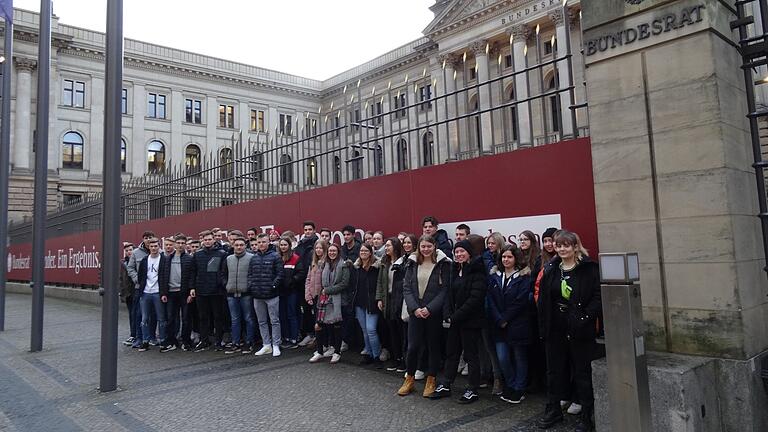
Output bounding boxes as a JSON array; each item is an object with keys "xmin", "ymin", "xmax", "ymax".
[{"xmin": 119, "ymin": 217, "xmax": 602, "ymax": 432}]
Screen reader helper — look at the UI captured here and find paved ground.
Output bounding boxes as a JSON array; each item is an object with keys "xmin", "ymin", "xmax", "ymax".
[{"xmin": 0, "ymin": 293, "xmax": 581, "ymax": 431}]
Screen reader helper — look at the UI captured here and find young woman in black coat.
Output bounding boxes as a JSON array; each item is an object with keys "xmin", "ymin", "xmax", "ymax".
[{"xmin": 428, "ymin": 240, "xmax": 487, "ymax": 404}]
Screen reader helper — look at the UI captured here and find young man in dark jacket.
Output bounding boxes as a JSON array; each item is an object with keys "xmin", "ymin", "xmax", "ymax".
[
  {"xmin": 294, "ymin": 221, "xmax": 318, "ymax": 347},
  {"xmin": 248, "ymin": 233, "xmax": 284, "ymax": 357},
  {"xmin": 159, "ymin": 234, "xmax": 194, "ymax": 352},
  {"xmin": 137, "ymin": 238, "xmax": 169, "ymax": 352},
  {"xmin": 422, "ymin": 216, "xmax": 453, "ymax": 259},
  {"xmin": 341, "ymin": 225, "xmax": 362, "ymax": 262},
  {"xmin": 221, "ymin": 237, "xmax": 256, "ymax": 354},
  {"xmin": 190, "ymin": 230, "xmax": 228, "ymax": 352},
  {"xmin": 119, "ymin": 243, "xmax": 136, "ymax": 346}
]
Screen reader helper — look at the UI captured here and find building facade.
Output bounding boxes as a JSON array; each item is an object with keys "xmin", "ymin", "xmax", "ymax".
[{"xmin": 1, "ymin": 0, "xmax": 587, "ymax": 223}]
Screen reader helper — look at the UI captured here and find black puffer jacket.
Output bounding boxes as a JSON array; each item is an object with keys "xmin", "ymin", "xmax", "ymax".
[
  {"xmin": 278, "ymin": 253, "xmax": 306, "ymax": 294},
  {"xmin": 189, "ymin": 246, "xmax": 227, "ymax": 296},
  {"xmin": 247, "ymin": 248, "xmax": 284, "ymax": 299},
  {"xmin": 402, "ymin": 250, "xmax": 453, "ymax": 317},
  {"xmin": 538, "ymin": 256, "xmax": 601, "ymax": 341},
  {"xmin": 433, "ymin": 229, "xmax": 453, "ymax": 259},
  {"xmin": 443, "ymin": 256, "xmax": 487, "ymax": 329},
  {"xmin": 294, "ymin": 234, "xmax": 318, "ymax": 274},
  {"xmin": 349, "ymin": 258, "xmax": 381, "ymax": 314},
  {"xmin": 159, "ymin": 250, "xmax": 194, "ymax": 298}
]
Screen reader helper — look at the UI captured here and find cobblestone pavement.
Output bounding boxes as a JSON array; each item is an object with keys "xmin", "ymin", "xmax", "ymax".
[{"xmin": 0, "ymin": 293, "xmax": 581, "ymax": 431}]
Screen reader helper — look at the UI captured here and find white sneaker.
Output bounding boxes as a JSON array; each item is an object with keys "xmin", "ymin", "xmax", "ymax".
[
  {"xmin": 272, "ymin": 344, "xmax": 281, "ymax": 357},
  {"xmin": 457, "ymin": 356, "xmax": 466, "ymax": 372},
  {"xmin": 254, "ymin": 345, "xmax": 273, "ymax": 356},
  {"xmin": 414, "ymin": 370, "xmax": 425, "ymax": 380},
  {"xmin": 322, "ymin": 346, "xmax": 336, "ymax": 357},
  {"xmin": 360, "ymin": 349, "xmax": 369, "ymax": 356},
  {"xmin": 330, "ymin": 353, "xmax": 341, "ymax": 364},
  {"xmin": 298, "ymin": 335, "xmax": 315, "ymax": 347},
  {"xmin": 461, "ymin": 364, "xmax": 469, "ymax": 376},
  {"xmin": 379, "ymin": 348, "xmax": 390, "ymax": 362},
  {"xmin": 340, "ymin": 342, "xmax": 349, "ymax": 352},
  {"xmin": 560, "ymin": 400, "xmax": 570, "ymax": 409},
  {"xmin": 309, "ymin": 352, "xmax": 323, "ymax": 363},
  {"xmin": 567, "ymin": 403, "xmax": 582, "ymax": 415}
]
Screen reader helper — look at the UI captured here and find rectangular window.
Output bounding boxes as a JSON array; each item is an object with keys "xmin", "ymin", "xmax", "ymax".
[
  {"xmin": 279, "ymin": 114, "xmax": 293, "ymax": 136},
  {"xmin": 374, "ymin": 101, "xmax": 383, "ymax": 125},
  {"xmin": 147, "ymin": 93, "xmax": 166, "ymax": 119},
  {"xmin": 393, "ymin": 93, "xmax": 407, "ymax": 119},
  {"xmin": 121, "ymin": 88, "xmax": 128, "ymax": 114},
  {"xmin": 469, "ymin": 67, "xmax": 477, "ymax": 80},
  {"xmin": 304, "ymin": 117, "xmax": 317, "ymax": 137},
  {"xmin": 221, "ymin": 199, "xmax": 235, "ymax": 207},
  {"xmin": 219, "ymin": 104, "xmax": 235, "ymax": 128},
  {"xmin": 250, "ymin": 109, "xmax": 266, "ymax": 132},
  {"xmin": 419, "ymin": 84, "xmax": 432, "ymax": 110},
  {"xmin": 333, "ymin": 115, "xmax": 340, "ymax": 138},
  {"xmin": 185, "ymin": 98, "xmax": 203, "ymax": 124},
  {"xmin": 504, "ymin": 54, "xmax": 513, "ymax": 69},
  {"xmin": 63, "ymin": 79, "xmax": 85, "ymax": 108},
  {"xmin": 184, "ymin": 198, "xmax": 203, "ymax": 213},
  {"xmin": 544, "ymin": 40, "xmax": 556, "ymax": 55}
]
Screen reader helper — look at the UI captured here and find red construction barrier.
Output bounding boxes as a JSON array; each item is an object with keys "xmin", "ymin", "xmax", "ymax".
[{"xmin": 6, "ymin": 138, "xmax": 598, "ymax": 286}]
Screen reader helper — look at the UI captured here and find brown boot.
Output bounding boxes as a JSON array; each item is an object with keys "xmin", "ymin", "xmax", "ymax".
[
  {"xmin": 398, "ymin": 374, "xmax": 415, "ymax": 396},
  {"xmin": 422, "ymin": 375, "xmax": 437, "ymax": 398}
]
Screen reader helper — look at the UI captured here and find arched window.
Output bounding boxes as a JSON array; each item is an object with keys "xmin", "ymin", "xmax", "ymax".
[
  {"xmin": 220, "ymin": 148, "xmax": 234, "ymax": 179},
  {"xmin": 306, "ymin": 157, "xmax": 318, "ymax": 186},
  {"xmin": 333, "ymin": 155, "xmax": 342, "ymax": 184},
  {"xmin": 547, "ymin": 75, "xmax": 560, "ymax": 133},
  {"xmin": 351, "ymin": 150, "xmax": 362, "ymax": 180},
  {"xmin": 507, "ymin": 87, "xmax": 519, "ymax": 142},
  {"xmin": 62, "ymin": 131, "xmax": 84, "ymax": 169},
  {"xmin": 279, "ymin": 153, "xmax": 293, "ymax": 183},
  {"xmin": 396, "ymin": 139, "xmax": 408, "ymax": 171},
  {"xmin": 422, "ymin": 132, "xmax": 434, "ymax": 167},
  {"xmin": 252, "ymin": 151, "xmax": 264, "ymax": 182},
  {"xmin": 120, "ymin": 138, "xmax": 127, "ymax": 172},
  {"xmin": 374, "ymin": 144, "xmax": 384, "ymax": 176},
  {"xmin": 147, "ymin": 140, "xmax": 165, "ymax": 173},
  {"xmin": 185, "ymin": 145, "xmax": 201, "ymax": 175}
]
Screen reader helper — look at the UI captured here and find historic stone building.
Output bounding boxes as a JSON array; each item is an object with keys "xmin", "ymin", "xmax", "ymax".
[{"xmin": 1, "ymin": 0, "xmax": 586, "ymax": 222}]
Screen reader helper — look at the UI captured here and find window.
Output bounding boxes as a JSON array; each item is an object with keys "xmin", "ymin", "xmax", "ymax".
[
  {"xmin": 393, "ymin": 93, "xmax": 407, "ymax": 119},
  {"xmin": 185, "ymin": 99, "xmax": 202, "ymax": 124},
  {"xmin": 547, "ymin": 77, "xmax": 560, "ymax": 133},
  {"xmin": 221, "ymin": 199, "xmax": 235, "ymax": 207},
  {"xmin": 63, "ymin": 79, "xmax": 85, "ymax": 108},
  {"xmin": 371, "ymin": 101, "xmax": 383, "ymax": 125},
  {"xmin": 304, "ymin": 117, "xmax": 317, "ymax": 138},
  {"xmin": 333, "ymin": 156, "xmax": 342, "ymax": 184},
  {"xmin": 469, "ymin": 66, "xmax": 477, "ymax": 80},
  {"xmin": 147, "ymin": 140, "xmax": 165, "ymax": 173},
  {"xmin": 251, "ymin": 109, "xmax": 265, "ymax": 132},
  {"xmin": 219, "ymin": 104, "xmax": 235, "ymax": 128},
  {"xmin": 147, "ymin": 93, "xmax": 166, "ymax": 119},
  {"xmin": 333, "ymin": 115, "xmax": 340, "ymax": 138},
  {"xmin": 279, "ymin": 114, "xmax": 293, "ymax": 136},
  {"xmin": 185, "ymin": 145, "xmax": 201, "ymax": 174},
  {"xmin": 63, "ymin": 194, "xmax": 82, "ymax": 206},
  {"xmin": 350, "ymin": 109, "xmax": 361, "ymax": 132},
  {"xmin": 220, "ymin": 148, "xmax": 234, "ymax": 179},
  {"xmin": 306, "ymin": 158, "xmax": 317, "ymax": 186},
  {"xmin": 396, "ymin": 139, "xmax": 408, "ymax": 171},
  {"xmin": 120, "ymin": 139, "xmax": 127, "ymax": 172},
  {"xmin": 121, "ymin": 88, "xmax": 128, "ymax": 114},
  {"xmin": 374, "ymin": 144, "xmax": 384, "ymax": 176},
  {"xmin": 62, "ymin": 131, "xmax": 84, "ymax": 169},
  {"xmin": 544, "ymin": 40, "xmax": 557, "ymax": 55},
  {"xmin": 184, "ymin": 198, "xmax": 202, "ymax": 213},
  {"xmin": 504, "ymin": 54, "xmax": 513, "ymax": 69},
  {"xmin": 279, "ymin": 153, "xmax": 293, "ymax": 183},
  {"xmin": 422, "ymin": 132, "xmax": 434, "ymax": 167},
  {"xmin": 251, "ymin": 151, "xmax": 264, "ymax": 181},
  {"xmin": 351, "ymin": 150, "xmax": 362, "ymax": 180},
  {"xmin": 419, "ymin": 84, "xmax": 432, "ymax": 110},
  {"xmin": 508, "ymin": 89, "xmax": 519, "ymax": 142}
]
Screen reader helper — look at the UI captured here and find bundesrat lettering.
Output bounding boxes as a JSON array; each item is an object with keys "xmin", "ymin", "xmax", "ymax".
[{"xmin": 585, "ymin": 5, "xmax": 705, "ymax": 56}]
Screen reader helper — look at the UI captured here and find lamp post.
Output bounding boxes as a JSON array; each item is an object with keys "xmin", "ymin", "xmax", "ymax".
[{"xmin": 598, "ymin": 252, "xmax": 652, "ymax": 432}]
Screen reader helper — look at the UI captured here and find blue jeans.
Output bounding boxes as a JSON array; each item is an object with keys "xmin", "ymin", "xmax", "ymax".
[
  {"xmin": 496, "ymin": 342, "xmax": 528, "ymax": 392},
  {"xmin": 279, "ymin": 290, "xmax": 300, "ymax": 343},
  {"xmin": 355, "ymin": 306, "xmax": 381, "ymax": 359},
  {"xmin": 227, "ymin": 295, "xmax": 255, "ymax": 345},
  {"xmin": 140, "ymin": 293, "xmax": 167, "ymax": 344},
  {"xmin": 131, "ymin": 289, "xmax": 143, "ymax": 342}
]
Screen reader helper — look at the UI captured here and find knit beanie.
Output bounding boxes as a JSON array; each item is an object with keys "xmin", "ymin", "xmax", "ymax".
[
  {"xmin": 454, "ymin": 240, "xmax": 473, "ymax": 257},
  {"xmin": 542, "ymin": 227, "xmax": 558, "ymax": 240}
]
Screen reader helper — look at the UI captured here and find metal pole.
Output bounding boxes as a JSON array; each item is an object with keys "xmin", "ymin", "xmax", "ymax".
[
  {"xmin": 30, "ymin": 0, "xmax": 51, "ymax": 353},
  {"xmin": 99, "ymin": 0, "xmax": 123, "ymax": 393},
  {"xmin": 0, "ymin": 12, "xmax": 14, "ymax": 332}
]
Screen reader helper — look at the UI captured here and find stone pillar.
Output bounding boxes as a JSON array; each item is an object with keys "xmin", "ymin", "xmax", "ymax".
[
  {"xmin": 131, "ymin": 83, "xmax": 146, "ymax": 175},
  {"xmin": 510, "ymin": 25, "xmax": 532, "ymax": 147},
  {"xmin": 583, "ymin": 0, "xmax": 768, "ymax": 430},
  {"xmin": 89, "ymin": 76, "xmax": 105, "ymax": 174},
  {"xmin": 550, "ymin": 8, "xmax": 575, "ymax": 138},
  {"xmin": 438, "ymin": 53, "xmax": 460, "ymax": 160},
  {"xmin": 13, "ymin": 58, "xmax": 35, "ymax": 171},
  {"xmin": 470, "ymin": 40, "xmax": 493, "ymax": 154}
]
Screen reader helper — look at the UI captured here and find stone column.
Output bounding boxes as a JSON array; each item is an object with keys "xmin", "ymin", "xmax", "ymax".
[
  {"xmin": 13, "ymin": 58, "xmax": 35, "ymax": 171},
  {"xmin": 550, "ymin": 8, "xmax": 575, "ymax": 138},
  {"xmin": 438, "ymin": 53, "xmax": 460, "ymax": 160},
  {"xmin": 470, "ymin": 40, "xmax": 493, "ymax": 154},
  {"xmin": 510, "ymin": 25, "xmax": 532, "ymax": 147}
]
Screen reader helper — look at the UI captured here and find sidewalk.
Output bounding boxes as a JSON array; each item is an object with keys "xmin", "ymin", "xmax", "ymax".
[{"xmin": 0, "ymin": 293, "xmax": 577, "ymax": 431}]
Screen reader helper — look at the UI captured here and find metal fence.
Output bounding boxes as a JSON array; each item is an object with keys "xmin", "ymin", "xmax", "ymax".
[{"xmin": 8, "ymin": 33, "xmax": 590, "ymax": 244}]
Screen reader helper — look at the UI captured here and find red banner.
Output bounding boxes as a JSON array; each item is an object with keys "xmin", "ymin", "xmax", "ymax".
[{"xmin": 6, "ymin": 138, "xmax": 598, "ymax": 286}]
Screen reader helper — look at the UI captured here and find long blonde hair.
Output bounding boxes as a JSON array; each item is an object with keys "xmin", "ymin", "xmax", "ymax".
[{"xmin": 311, "ymin": 239, "xmax": 329, "ymax": 269}]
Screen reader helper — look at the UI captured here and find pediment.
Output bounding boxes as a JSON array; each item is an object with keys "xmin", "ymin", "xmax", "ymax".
[{"xmin": 424, "ymin": 0, "xmax": 506, "ymax": 36}]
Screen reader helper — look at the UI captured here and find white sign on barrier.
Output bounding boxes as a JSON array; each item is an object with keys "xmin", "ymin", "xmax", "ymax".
[{"xmin": 441, "ymin": 214, "xmax": 562, "ymax": 245}]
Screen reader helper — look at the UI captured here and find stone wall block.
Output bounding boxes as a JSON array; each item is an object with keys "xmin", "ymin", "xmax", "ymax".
[{"xmin": 594, "ymin": 178, "xmax": 656, "ymax": 223}]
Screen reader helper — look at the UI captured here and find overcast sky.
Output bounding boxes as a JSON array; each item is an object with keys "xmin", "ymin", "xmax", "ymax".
[{"xmin": 12, "ymin": 0, "xmax": 436, "ymax": 80}]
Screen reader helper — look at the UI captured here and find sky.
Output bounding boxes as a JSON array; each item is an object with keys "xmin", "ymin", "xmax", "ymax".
[{"xmin": 11, "ymin": 0, "xmax": 436, "ymax": 80}]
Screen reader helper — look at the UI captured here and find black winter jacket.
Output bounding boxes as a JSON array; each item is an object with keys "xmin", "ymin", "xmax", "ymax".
[
  {"xmin": 433, "ymin": 229, "xmax": 453, "ymax": 259},
  {"xmin": 402, "ymin": 250, "xmax": 453, "ymax": 317},
  {"xmin": 159, "ymin": 251, "xmax": 193, "ymax": 298},
  {"xmin": 190, "ymin": 246, "xmax": 228, "ymax": 296},
  {"xmin": 341, "ymin": 238, "xmax": 362, "ymax": 262},
  {"xmin": 278, "ymin": 253, "xmax": 306, "ymax": 295},
  {"xmin": 487, "ymin": 266, "xmax": 533, "ymax": 345},
  {"xmin": 443, "ymin": 257, "xmax": 487, "ymax": 329},
  {"xmin": 538, "ymin": 256, "xmax": 601, "ymax": 341},
  {"xmin": 138, "ymin": 254, "xmax": 169, "ymax": 297},
  {"xmin": 349, "ymin": 258, "xmax": 381, "ymax": 314},
  {"xmin": 294, "ymin": 235, "xmax": 318, "ymax": 274},
  {"xmin": 247, "ymin": 248, "xmax": 284, "ymax": 299}
]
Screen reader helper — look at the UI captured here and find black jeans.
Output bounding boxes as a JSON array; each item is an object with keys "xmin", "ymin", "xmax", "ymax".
[
  {"xmin": 440, "ymin": 326, "xmax": 482, "ymax": 390},
  {"xmin": 545, "ymin": 335, "xmax": 598, "ymax": 410},
  {"xmin": 165, "ymin": 291, "xmax": 184, "ymax": 346},
  {"xmin": 317, "ymin": 322, "xmax": 343, "ymax": 353},
  {"xmin": 196, "ymin": 295, "xmax": 226, "ymax": 345},
  {"xmin": 180, "ymin": 297, "xmax": 194, "ymax": 346},
  {"xmin": 406, "ymin": 315, "xmax": 443, "ymax": 377},
  {"xmin": 125, "ymin": 295, "xmax": 135, "ymax": 338},
  {"xmin": 385, "ymin": 318, "xmax": 406, "ymax": 363}
]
